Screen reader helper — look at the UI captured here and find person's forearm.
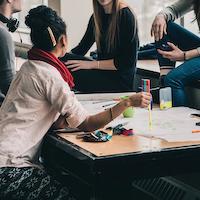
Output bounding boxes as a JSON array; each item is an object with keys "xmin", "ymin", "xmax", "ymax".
[
  {"xmin": 52, "ymin": 92, "xmax": 150, "ymax": 131},
  {"xmin": 52, "ymin": 99, "xmax": 130, "ymax": 131},
  {"xmin": 93, "ymin": 59, "xmax": 117, "ymax": 70},
  {"xmin": 160, "ymin": 0, "xmax": 193, "ymax": 22},
  {"xmin": 78, "ymin": 99, "xmax": 131, "ymax": 131},
  {"xmin": 185, "ymin": 49, "xmax": 200, "ymax": 60}
]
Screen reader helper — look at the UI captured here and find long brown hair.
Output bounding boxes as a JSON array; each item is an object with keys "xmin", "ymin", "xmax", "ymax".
[
  {"xmin": 193, "ymin": 0, "xmax": 200, "ymax": 28},
  {"xmin": 93, "ymin": 0, "xmax": 137, "ymax": 53}
]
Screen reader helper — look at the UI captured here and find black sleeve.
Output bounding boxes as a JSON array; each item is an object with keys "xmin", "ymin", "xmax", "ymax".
[
  {"xmin": 71, "ymin": 15, "xmax": 95, "ymax": 56},
  {"xmin": 114, "ymin": 8, "xmax": 139, "ymax": 71}
]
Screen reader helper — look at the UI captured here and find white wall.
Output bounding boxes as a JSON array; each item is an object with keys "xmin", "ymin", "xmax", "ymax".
[
  {"xmin": 60, "ymin": 0, "xmax": 143, "ymax": 50},
  {"xmin": 60, "ymin": 0, "xmax": 93, "ymax": 51},
  {"xmin": 13, "ymin": 0, "xmax": 198, "ymax": 48},
  {"xmin": 60, "ymin": 0, "xmax": 177, "ymax": 49}
]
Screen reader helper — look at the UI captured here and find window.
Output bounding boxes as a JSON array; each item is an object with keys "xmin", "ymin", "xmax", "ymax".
[
  {"xmin": 184, "ymin": 11, "xmax": 199, "ymax": 36},
  {"xmin": 16, "ymin": 0, "xmax": 48, "ymax": 31},
  {"xmin": 127, "ymin": 0, "xmax": 177, "ymax": 44}
]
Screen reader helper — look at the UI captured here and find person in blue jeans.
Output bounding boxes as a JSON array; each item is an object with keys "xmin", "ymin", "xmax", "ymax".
[{"xmin": 151, "ymin": 0, "xmax": 200, "ymax": 106}]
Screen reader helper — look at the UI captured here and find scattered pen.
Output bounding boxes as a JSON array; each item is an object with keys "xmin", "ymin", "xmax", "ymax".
[
  {"xmin": 141, "ymin": 79, "xmax": 152, "ymax": 130},
  {"xmin": 196, "ymin": 122, "xmax": 200, "ymax": 126},
  {"xmin": 192, "ymin": 130, "xmax": 200, "ymax": 133},
  {"xmin": 148, "ymin": 104, "xmax": 152, "ymax": 130},
  {"xmin": 102, "ymin": 102, "xmax": 116, "ymax": 108},
  {"xmin": 92, "ymin": 100, "xmax": 113, "ymax": 104}
]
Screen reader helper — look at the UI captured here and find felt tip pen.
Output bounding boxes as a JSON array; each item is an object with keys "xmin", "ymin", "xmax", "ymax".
[
  {"xmin": 192, "ymin": 130, "xmax": 200, "ymax": 133},
  {"xmin": 196, "ymin": 122, "xmax": 200, "ymax": 126},
  {"xmin": 102, "ymin": 102, "xmax": 116, "ymax": 108}
]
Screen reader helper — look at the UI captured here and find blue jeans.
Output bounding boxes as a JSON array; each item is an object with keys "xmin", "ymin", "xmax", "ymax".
[{"xmin": 156, "ymin": 21, "xmax": 200, "ymax": 106}]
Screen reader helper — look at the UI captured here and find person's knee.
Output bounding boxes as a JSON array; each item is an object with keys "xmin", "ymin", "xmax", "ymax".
[
  {"xmin": 166, "ymin": 21, "xmax": 180, "ymax": 35},
  {"xmin": 164, "ymin": 72, "xmax": 182, "ymax": 88},
  {"xmin": 167, "ymin": 21, "xmax": 174, "ymax": 29}
]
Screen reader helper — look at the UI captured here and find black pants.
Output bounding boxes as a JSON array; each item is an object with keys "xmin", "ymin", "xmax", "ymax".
[
  {"xmin": 0, "ymin": 167, "xmax": 76, "ymax": 200},
  {"xmin": 72, "ymin": 69, "xmax": 130, "ymax": 92},
  {"xmin": 61, "ymin": 53, "xmax": 133, "ymax": 93}
]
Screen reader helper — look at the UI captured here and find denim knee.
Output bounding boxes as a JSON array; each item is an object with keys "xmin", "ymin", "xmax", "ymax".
[{"xmin": 164, "ymin": 72, "xmax": 183, "ymax": 89}]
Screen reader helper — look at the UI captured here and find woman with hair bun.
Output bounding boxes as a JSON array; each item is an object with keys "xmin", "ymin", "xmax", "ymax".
[{"xmin": 0, "ymin": 5, "xmax": 150, "ymax": 200}]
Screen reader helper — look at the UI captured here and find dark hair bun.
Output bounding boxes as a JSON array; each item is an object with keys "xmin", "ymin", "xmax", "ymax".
[
  {"xmin": 25, "ymin": 5, "xmax": 66, "ymax": 51},
  {"xmin": 25, "ymin": 5, "xmax": 57, "ymax": 30}
]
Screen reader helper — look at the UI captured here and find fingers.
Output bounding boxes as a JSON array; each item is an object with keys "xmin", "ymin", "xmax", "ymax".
[
  {"xmin": 130, "ymin": 92, "xmax": 151, "ymax": 108},
  {"xmin": 65, "ymin": 60, "xmax": 81, "ymax": 70},
  {"xmin": 163, "ymin": 23, "xmax": 167, "ymax": 35},
  {"xmin": 67, "ymin": 63, "xmax": 80, "ymax": 69},
  {"xmin": 152, "ymin": 25, "xmax": 164, "ymax": 41},
  {"xmin": 142, "ymin": 92, "xmax": 151, "ymax": 103},
  {"xmin": 140, "ymin": 92, "xmax": 151, "ymax": 108},
  {"xmin": 167, "ymin": 42, "xmax": 177, "ymax": 50},
  {"xmin": 150, "ymin": 25, "xmax": 154, "ymax": 37},
  {"xmin": 142, "ymin": 94, "xmax": 151, "ymax": 107},
  {"xmin": 151, "ymin": 24, "xmax": 156, "ymax": 37},
  {"xmin": 151, "ymin": 15, "xmax": 167, "ymax": 41},
  {"xmin": 154, "ymin": 25, "xmax": 160, "ymax": 41},
  {"xmin": 159, "ymin": 24, "xmax": 164, "ymax": 40},
  {"xmin": 140, "ymin": 99, "xmax": 150, "ymax": 108},
  {"xmin": 65, "ymin": 60, "xmax": 79, "ymax": 65},
  {"xmin": 157, "ymin": 42, "xmax": 179, "ymax": 61},
  {"xmin": 157, "ymin": 49, "xmax": 170, "ymax": 56},
  {"xmin": 157, "ymin": 49, "xmax": 172, "ymax": 57}
]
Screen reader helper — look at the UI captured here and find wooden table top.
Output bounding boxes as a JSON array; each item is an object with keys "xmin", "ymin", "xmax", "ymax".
[{"xmin": 58, "ymin": 133, "xmax": 200, "ymax": 157}]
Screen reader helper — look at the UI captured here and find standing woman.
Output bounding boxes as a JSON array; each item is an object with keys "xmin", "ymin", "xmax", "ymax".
[
  {"xmin": 64, "ymin": 0, "xmax": 139, "ymax": 92},
  {"xmin": 151, "ymin": 0, "xmax": 200, "ymax": 106}
]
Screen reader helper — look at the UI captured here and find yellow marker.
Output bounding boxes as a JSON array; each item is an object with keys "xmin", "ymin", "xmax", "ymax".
[
  {"xmin": 148, "ymin": 104, "xmax": 152, "ymax": 130},
  {"xmin": 142, "ymin": 79, "xmax": 152, "ymax": 130}
]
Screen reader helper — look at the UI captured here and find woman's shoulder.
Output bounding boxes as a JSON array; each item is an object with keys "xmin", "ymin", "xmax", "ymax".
[
  {"xmin": 88, "ymin": 14, "xmax": 95, "ymax": 26},
  {"xmin": 118, "ymin": 7, "xmax": 136, "ymax": 24},
  {"xmin": 119, "ymin": 6, "xmax": 134, "ymax": 15},
  {"xmin": 119, "ymin": 6, "xmax": 135, "ymax": 19},
  {"xmin": 21, "ymin": 60, "xmax": 61, "ymax": 82}
]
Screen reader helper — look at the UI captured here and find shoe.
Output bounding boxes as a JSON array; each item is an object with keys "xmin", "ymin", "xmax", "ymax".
[
  {"xmin": 139, "ymin": 42, "xmax": 156, "ymax": 51},
  {"xmin": 138, "ymin": 43, "xmax": 157, "ymax": 60}
]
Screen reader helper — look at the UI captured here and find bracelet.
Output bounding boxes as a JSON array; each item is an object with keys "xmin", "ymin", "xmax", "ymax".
[
  {"xmin": 197, "ymin": 48, "xmax": 200, "ymax": 56},
  {"xmin": 183, "ymin": 51, "xmax": 186, "ymax": 61},
  {"xmin": 97, "ymin": 61, "xmax": 100, "ymax": 69},
  {"xmin": 109, "ymin": 107, "xmax": 113, "ymax": 121}
]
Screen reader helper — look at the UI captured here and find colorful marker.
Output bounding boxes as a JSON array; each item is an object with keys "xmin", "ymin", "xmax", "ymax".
[{"xmin": 142, "ymin": 79, "xmax": 152, "ymax": 130}]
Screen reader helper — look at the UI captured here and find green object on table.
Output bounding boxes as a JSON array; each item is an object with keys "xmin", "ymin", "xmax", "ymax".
[
  {"xmin": 120, "ymin": 96, "xmax": 134, "ymax": 118},
  {"xmin": 123, "ymin": 107, "xmax": 134, "ymax": 118}
]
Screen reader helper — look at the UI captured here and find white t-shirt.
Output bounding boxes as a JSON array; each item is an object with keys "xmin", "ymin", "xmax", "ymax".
[{"xmin": 0, "ymin": 60, "xmax": 88, "ymax": 168}]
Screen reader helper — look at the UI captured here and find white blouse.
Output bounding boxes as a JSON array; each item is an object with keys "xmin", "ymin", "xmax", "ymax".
[{"xmin": 0, "ymin": 60, "xmax": 88, "ymax": 168}]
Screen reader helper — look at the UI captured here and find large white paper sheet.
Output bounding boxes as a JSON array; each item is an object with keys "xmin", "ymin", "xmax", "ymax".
[
  {"xmin": 76, "ymin": 92, "xmax": 135, "ymax": 101},
  {"xmin": 81, "ymin": 100, "xmax": 200, "ymax": 142}
]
